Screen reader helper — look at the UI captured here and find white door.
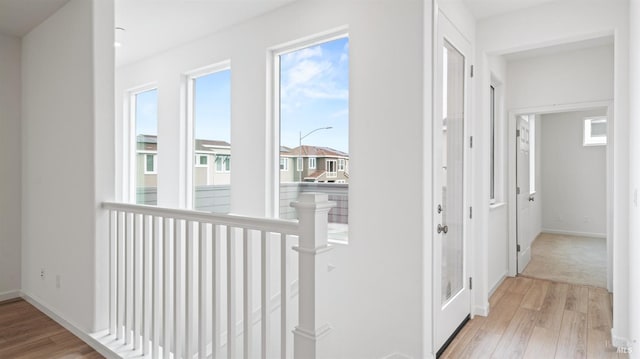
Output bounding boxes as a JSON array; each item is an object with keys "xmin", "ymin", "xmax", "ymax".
[
  {"xmin": 433, "ymin": 11, "xmax": 471, "ymax": 353},
  {"xmin": 516, "ymin": 115, "xmax": 533, "ymax": 272}
]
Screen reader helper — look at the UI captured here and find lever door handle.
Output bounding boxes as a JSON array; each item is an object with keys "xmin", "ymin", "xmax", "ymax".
[
  {"xmin": 437, "ymin": 224, "xmax": 449, "ymax": 234},
  {"xmin": 528, "ymin": 195, "xmax": 535, "ymax": 202}
]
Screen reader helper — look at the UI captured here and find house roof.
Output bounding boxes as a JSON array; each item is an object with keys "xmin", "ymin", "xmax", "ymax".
[
  {"xmin": 305, "ymin": 170, "xmax": 326, "ymax": 179},
  {"xmin": 281, "ymin": 145, "xmax": 348, "ymax": 158},
  {"xmin": 136, "ymin": 135, "xmax": 231, "ymax": 152}
]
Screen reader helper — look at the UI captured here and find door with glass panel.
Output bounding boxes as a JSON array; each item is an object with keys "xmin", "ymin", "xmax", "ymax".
[
  {"xmin": 433, "ymin": 11, "xmax": 471, "ymax": 353},
  {"xmin": 516, "ymin": 115, "xmax": 532, "ymax": 272}
]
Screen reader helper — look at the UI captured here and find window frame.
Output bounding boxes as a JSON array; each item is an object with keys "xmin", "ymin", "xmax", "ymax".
[
  {"xmin": 308, "ymin": 157, "xmax": 317, "ymax": 169},
  {"xmin": 184, "ymin": 61, "xmax": 231, "ymax": 209},
  {"xmin": 583, "ymin": 116, "xmax": 608, "ymax": 146},
  {"xmin": 215, "ymin": 155, "xmax": 230, "ymax": 173},
  {"xmin": 489, "ymin": 84, "xmax": 496, "ymax": 204},
  {"xmin": 144, "ymin": 153, "xmax": 157, "ymax": 174},
  {"xmin": 326, "ymin": 159, "xmax": 338, "ymax": 177},
  {"xmin": 280, "ymin": 157, "xmax": 289, "ymax": 171},
  {"xmin": 297, "ymin": 157, "xmax": 304, "ymax": 172},
  {"xmin": 338, "ymin": 158, "xmax": 345, "ymax": 171},
  {"xmin": 126, "ymin": 84, "xmax": 158, "ymax": 204},
  {"xmin": 195, "ymin": 154, "xmax": 208, "ymax": 167}
]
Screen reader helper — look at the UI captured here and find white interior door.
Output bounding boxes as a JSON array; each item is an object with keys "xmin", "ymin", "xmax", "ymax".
[
  {"xmin": 433, "ymin": 11, "xmax": 471, "ymax": 353},
  {"xmin": 516, "ymin": 115, "xmax": 532, "ymax": 272}
]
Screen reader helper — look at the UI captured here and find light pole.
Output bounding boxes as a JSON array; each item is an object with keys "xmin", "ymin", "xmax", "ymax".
[{"xmin": 299, "ymin": 126, "xmax": 332, "ymax": 182}]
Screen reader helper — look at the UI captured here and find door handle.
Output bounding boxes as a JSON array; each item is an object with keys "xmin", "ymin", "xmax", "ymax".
[
  {"xmin": 528, "ymin": 195, "xmax": 535, "ymax": 202},
  {"xmin": 437, "ymin": 224, "xmax": 449, "ymax": 234}
]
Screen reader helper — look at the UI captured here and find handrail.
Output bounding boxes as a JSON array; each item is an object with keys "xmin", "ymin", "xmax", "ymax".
[{"xmin": 102, "ymin": 201, "xmax": 300, "ymax": 235}]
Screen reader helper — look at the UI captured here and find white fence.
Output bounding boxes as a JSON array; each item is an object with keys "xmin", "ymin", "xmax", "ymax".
[{"xmin": 102, "ymin": 193, "xmax": 334, "ymax": 358}]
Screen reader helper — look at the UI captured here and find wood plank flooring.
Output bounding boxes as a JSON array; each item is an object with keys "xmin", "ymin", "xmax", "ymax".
[
  {"xmin": 441, "ymin": 277, "xmax": 625, "ymax": 359},
  {"xmin": 0, "ymin": 299, "xmax": 103, "ymax": 359}
]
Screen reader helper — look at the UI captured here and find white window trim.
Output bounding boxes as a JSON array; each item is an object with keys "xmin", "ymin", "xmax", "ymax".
[
  {"xmin": 338, "ymin": 158, "xmax": 345, "ymax": 171},
  {"xmin": 215, "ymin": 155, "xmax": 230, "ymax": 173},
  {"xmin": 184, "ymin": 61, "xmax": 231, "ymax": 209},
  {"xmin": 144, "ymin": 153, "xmax": 158, "ymax": 174},
  {"xmin": 326, "ymin": 159, "xmax": 338, "ymax": 178},
  {"xmin": 280, "ymin": 158, "xmax": 289, "ymax": 171},
  {"xmin": 583, "ymin": 116, "xmax": 607, "ymax": 146},
  {"xmin": 309, "ymin": 157, "xmax": 317, "ymax": 169},
  {"xmin": 269, "ymin": 27, "xmax": 349, "ymax": 219},
  {"xmin": 297, "ymin": 157, "xmax": 303, "ymax": 172},
  {"xmin": 125, "ymin": 83, "xmax": 158, "ymax": 204},
  {"xmin": 195, "ymin": 154, "xmax": 209, "ymax": 167}
]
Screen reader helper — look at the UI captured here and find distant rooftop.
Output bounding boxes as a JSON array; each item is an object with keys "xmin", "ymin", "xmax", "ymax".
[{"xmin": 281, "ymin": 145, "xmax": 349, "ymax": 158}]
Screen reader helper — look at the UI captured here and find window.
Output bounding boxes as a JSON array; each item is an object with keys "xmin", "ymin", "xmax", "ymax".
[
  {"xmin": 584, "ymin": 117, "xmax": 607, "ymax": 146},
  {"xmin": 188, "ymin": 65, "xmax": 231, "ymax": 213},
  {"xmin": 276, "ymin": 34, "xmax": 349, "ymax": 240},
  {"xmin": 489, "ymin": 85, "xmax": 496, "ymax": 202},
  {"xmin": 338, "ymin": 158, "xmax": 345, "ymax": 171},
  {"xmin": 133, "ymin": 88, "xmax": 158, "ymax": 205},
  {"xmin": 196, "ymin": 154, "xmax": 208, "ymax": 167},
  {"xmin": 327, "ymin": 160, "xmax": 337, "ymax": 177},
  {"xmin": 529, "ymin": 115, "xmax": 536, "ymax": 194},
  {"xmin": 215, "ymin": 155, "xmax": 230, "ymax": 172},
  {"xmin": 144, "ymin": 154, "xmax": 157, "ymax": 174}
]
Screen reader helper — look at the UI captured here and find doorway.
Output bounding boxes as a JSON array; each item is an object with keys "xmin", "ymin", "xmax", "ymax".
[{"xmin": 509, "ymin": 104, "xmax": 612, "ymax": 290}]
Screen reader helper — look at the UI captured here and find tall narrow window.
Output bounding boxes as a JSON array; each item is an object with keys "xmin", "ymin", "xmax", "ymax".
[
  {"xmin": 134, "ymin": 88, "xmax": 158, "ymax": 205},
  {"xmin": 489, "ymin": 85, "xmax": 496, "ymax": 202},
  {"xmin": 277, "ymin": 35, "xmax": 349, "ymax": 241},
  {"xmin": 190, "ymin": 67, "xmax": 231, "ymax": 213},
  {"xmin": 584, "ymin": 117, "xmax": 607, "ymax": 146},
  {"xmin": 529, "ymin": 115, "xmax": 536, "ymax": 194}
]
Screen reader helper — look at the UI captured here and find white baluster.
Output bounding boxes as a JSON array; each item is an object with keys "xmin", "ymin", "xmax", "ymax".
[
  {"xmin": 280, "ymin": 233, "xmax": 288, "ymax": 359},
  {"xmin": 261, "ymin": 231, "xmax": 271, "ymax": 359},
  {"xmin": 153, "ymin": 216, "xmax": 162, "ymax": 358},
  {"xmin": 243, "ymin": 229, "xmax": 253, "ymax": 359},
  {"xmin": 199, "ymin": 222, "xmax": 207, "ymax": 359},
  {"xmin": 227, "ymin": 226, "xmax": 237, "ymax": 358}
]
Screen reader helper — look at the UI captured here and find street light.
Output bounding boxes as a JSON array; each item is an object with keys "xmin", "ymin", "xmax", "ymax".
[{"xmin": 299, "ymin": 126, "xmax": 333, "ymax": 182}]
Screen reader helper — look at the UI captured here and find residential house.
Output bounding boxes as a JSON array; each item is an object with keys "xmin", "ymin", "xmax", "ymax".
[
  {"xmin": 280, "ymin": 145, "xmax": 349, "ymax": 183},
  {"xmin": 2, "ymin": 0, "xmax": 640, "ymax": 358}
]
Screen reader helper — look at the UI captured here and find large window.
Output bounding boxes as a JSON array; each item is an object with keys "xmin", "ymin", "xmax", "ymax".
[
  {"xmin": 133, "ymin": 88, "xmax": 158, "ymax": 205},
  {"xmin": 189, "ymin": 67, "xmax": 231, "ymax": 213},
  {"xmin": 276, "ymin": 35, "xmax": 349, "ymax": 241}
]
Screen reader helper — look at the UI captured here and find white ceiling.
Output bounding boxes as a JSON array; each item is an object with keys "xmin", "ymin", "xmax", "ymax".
[
  {"xmin": 0, "ymin": 0, "xmax": 70, "ymax": 37},
  {"xmin": 461, "ymin": 0, "xmax": 560, "ymax": 19},
  {"xmin": 115, "ymin": 0, "xmax": 295, "ymax": 66}
]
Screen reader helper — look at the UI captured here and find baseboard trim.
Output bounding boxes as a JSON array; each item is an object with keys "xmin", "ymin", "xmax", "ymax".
[
  {"xmin": 474, "ymin": 303, "xmax": 490, "ymax": 317},
  {"xmin": 541, "ymin": 228, "xmax": 606, "ymax": 239},
  {"xmin": 0, "ymin": 290, "xmax": 21, "ymax": 303},
  {"xmin": 21, "ymin": 292, "xmax": 121, "ymax": 359}
]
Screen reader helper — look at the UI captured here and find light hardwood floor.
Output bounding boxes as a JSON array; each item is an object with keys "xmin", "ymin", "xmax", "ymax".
[
  {"xmin": 441, "ymin": 277, "xmax": 626, "ymax": 358},
  {"xmin": 522, "ymin": 233, "xmax": 607, "ymax": 288},
  {"xmin": 0, "ymin": 299, "xmax": 103, "ymax": 359}
]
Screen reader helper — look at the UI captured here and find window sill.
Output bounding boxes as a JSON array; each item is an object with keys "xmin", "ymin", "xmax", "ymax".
[{"xmin": 489, "ymin": 202, "xmax": 506, "ymax": 210}]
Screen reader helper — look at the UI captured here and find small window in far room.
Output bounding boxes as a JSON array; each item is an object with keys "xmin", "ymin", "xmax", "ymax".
[{"xmin": 583, "ymin": 117, "xmax": 607, "ymax": 146}]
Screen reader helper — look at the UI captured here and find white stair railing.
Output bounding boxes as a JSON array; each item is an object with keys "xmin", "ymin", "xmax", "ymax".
[{"xmin": 103, "ymin": 193, "xmax": 334, "ymax": 359}]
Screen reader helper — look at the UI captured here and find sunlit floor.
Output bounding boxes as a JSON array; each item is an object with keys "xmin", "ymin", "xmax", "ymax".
[{"xmin": 522, "ymin": 233, "xmax": 606, "ymax": 288}]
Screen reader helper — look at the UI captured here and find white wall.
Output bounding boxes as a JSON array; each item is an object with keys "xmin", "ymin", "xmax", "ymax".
[
  {"xmin": 476, "ymin": 0, "xmax": 629, "ymax": 343},
  {"xmin": 507, "ymin": 45, "xmax": 614, "ymax": 110},
  {"xmin": 540, "ymin": 109, "xmax": 607, "ymax": 237},
  {"xmin": 628, "ymin": 0, "xmax": 640, "ymax": 355},
  {"xmin": 117, "ymin": 0, "xmax": 432, "ymax": 357},
  {"xmin": 0, "ymin": 33, "xmax": 22, "ymax": 300},
  {"xmin": 21, "ymin": 0, "xmax": 114, "ymax": 332}
]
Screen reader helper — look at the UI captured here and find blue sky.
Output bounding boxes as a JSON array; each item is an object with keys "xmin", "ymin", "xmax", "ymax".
[
  {"xmin": 280, "ymin": 37, "xmax": 349, "ymax": 153},
  {"xmin": 135, "ymin": 36, "xmax": 349, "ymax": 153}
]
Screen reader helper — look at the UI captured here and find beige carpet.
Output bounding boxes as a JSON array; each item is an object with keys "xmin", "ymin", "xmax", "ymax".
[{"xmin": 522, "ymin": 233, "xmax": 607, "ymax": 288}]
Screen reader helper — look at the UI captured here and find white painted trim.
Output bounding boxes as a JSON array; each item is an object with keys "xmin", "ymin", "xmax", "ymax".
[
  {"xmin": 541, "ymin": 228, "xmax": 607, "ymax": 239},
  {"xmin": 21, "ymin": 293, "xmax": 121, "ymax": 359},
  {"xmin": 489, "ymin": 272, "xmax": 508, "ymax": 298},
  {"xmin": 507, "ymin": 100, "xmax": 613, "ymax": 282},
  {"xmin": 474, "ymin": 303, "xmax": 490, "ymax": 317},
  {"xmin": 0, "ymin": 290, "xmax": 20, "ymax": 302}
]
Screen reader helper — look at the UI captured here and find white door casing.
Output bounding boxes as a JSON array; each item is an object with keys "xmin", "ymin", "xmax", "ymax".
[
  {"xmin": 433, "ymin": 10, "xmax": 472, "ymax": 353},
  {"xmin": 516, "ymin": 115, "xmax": 533, "ymax": 272}
]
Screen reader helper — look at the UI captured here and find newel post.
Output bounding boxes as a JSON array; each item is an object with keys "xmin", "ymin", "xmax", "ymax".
[{"xmin": 290, "ymin": 193, "xmax": 335, "ymax": 359}]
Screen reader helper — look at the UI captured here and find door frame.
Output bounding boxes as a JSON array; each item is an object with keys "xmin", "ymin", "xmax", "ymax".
[
  {"xmin": 431, "ymin": 3, "xmax": 474, "ymax": 354},
  {"xmin": 507, "ymin": 100, "xmax": 613, "ymax": 291}
]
